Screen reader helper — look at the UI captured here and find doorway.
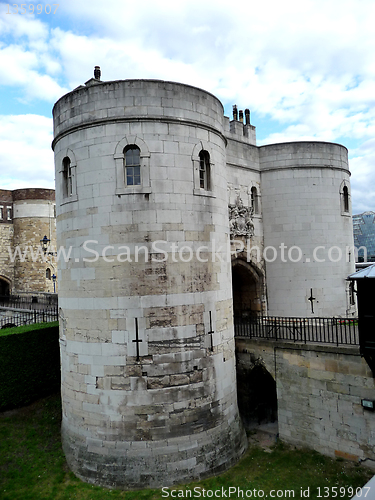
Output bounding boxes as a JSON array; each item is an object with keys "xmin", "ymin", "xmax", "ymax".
[
  {"xmin": 236, "ymin": 362, "xmax": 278, "ymax": 430},
  {"xmin": 0, "ymin": 277, "xmax": 10, "ymax": 296},
  {"xmin": 232, "ymin": 259, "xmax": 262, "ymax": 319}
]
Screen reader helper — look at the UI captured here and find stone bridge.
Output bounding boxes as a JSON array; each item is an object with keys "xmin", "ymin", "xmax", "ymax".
[{"xmin": 235, "ymin": 337, "xmax": 375, "ymax": 469}]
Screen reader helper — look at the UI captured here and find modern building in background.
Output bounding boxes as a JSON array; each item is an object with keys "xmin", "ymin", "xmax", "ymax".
[
  {"xmin": 0, "ymin": 188, "xmax": 56, "ymax": 295},
  {"xmin": 353, "ymin": 211, "xmax": 375, "ymax": 262}
]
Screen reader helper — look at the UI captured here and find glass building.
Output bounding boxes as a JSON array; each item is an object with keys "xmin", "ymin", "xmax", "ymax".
[{"xmin": 353, "ymin": 211, "xmax": 375, "ymax": 262}]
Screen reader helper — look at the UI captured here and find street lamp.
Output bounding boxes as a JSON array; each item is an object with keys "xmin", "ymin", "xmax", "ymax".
[
  {"xmin": 40, "ymin": 235, "xmax": 57, "ymax": 256},
  {"xmin": 40, "ymin": 235, "xmax": 50, "ymax": 255},
  {"xmin": 52, "ymin": 274, "xmax": 57, "ymax": 293}
]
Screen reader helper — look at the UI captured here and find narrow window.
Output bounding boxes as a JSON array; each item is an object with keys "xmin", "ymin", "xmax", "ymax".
[
  {"xmin": 199, "ymin": 150, "xmax": 211, "ymax": 190},
  {"xmin": 124, "ymin": 146, "xmax": 141, "ymax": 186},
  {"xmin": 349, "ymin": 281, "xmax": 356, "ymax": 306},
  {"xmin": 251, "ymin": 186, "xmax": 259, "ymax": 214},
  {"xmin": 46, "ymin": 268, "xmax": 51, "ymax": 280},
  {"xmin": 0, "ymin": 206, "xmax": 3, "ymax": 220},
  {"xmin": 343, "ymin": 186, "xmax": 349, "ymax": 212},
  {"xmin": 63, "ymin": 157, "xmax": 72, "ymax": 197},
  {"xmin": 6, "ymin": 206, "xmax": 12, "ymax": 220}
]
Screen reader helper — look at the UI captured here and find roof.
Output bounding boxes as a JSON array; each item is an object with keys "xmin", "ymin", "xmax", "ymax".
[{"xmin": 348, "ymin": 264, "xmax": 375, "ymax": 279}]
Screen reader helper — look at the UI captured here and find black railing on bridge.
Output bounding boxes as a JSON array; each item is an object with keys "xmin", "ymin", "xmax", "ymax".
[
  {"xmin": 234, "ymin": 315, "xmax": 359, "ymax": 346},
  {"xmin": 0, "ymin": 308, "xmax": 59, "ymax": 329}
]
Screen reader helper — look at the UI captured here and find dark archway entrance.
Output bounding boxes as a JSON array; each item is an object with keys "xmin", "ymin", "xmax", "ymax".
[
  {"xmin": 236, "ymin": 363, "xmax": 278, "ymax": 430},
  {"xmin": 232, "ymin": 259, "xmax": 262, "ymax": 319},
  {"xmin": 0, "ymin": 278, "xmax": 10, "ymax": 296}
]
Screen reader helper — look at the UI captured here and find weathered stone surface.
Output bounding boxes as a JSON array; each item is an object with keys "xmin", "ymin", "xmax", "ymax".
[
  {"xmin": 0, "ymin": 188, "xmax": 56, "ymax": 294},
  {"xmin": 54, "ymin": 79, "xmax": 247, "ymax": 489},
  {"xmin": 237, "ymin": 339, "xmax": 375, "ymax": 467}
]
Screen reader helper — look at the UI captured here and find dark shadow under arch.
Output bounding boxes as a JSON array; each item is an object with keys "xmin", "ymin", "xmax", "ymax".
[
  {"xmin": 0, "ymin": 277, "xmax": 10, "ymax": 296},
  {"xmin": 232, "ymin": 259, "xmax": 263, "ymax": 319},
  {"xmin": 236, "ymin": 363, "xmax": 278, "ymax": 430}
]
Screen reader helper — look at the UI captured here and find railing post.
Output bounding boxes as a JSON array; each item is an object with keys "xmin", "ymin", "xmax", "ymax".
[{"xmin": 275, "ymin": 318, "xmax": 278, "ymax": 342}]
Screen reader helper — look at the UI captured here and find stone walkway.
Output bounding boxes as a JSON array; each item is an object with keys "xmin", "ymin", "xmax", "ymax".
[{"xmin": 247, "ymin": 422, "xmax": 279, "ymax": 452}]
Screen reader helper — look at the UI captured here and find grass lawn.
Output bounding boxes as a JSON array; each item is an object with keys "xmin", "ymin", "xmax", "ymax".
[{"xmin": 0, "ymin": 392, "xmax": 372, "ymax": 499}]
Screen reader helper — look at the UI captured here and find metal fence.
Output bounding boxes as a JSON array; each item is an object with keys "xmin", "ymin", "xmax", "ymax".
[
  {"xmin": 0, "ymin": 294, "xmax": 58, "ymax": 312},
  {"xmin": 234, "ymin": 315, "xmax": 359, "ymax": 346},
  {"xmin": 0, "ymin": 308, "xmax": 58, "ymax": 329}
]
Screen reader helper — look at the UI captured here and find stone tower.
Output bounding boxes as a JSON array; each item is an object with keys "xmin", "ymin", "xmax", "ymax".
[
  {"xmin": 259, "ymin": 142, "xmax": 355, "ymax": 317},
  {"xmin": 0, "ymin": 188, "xmax": 56, "ymax": 294},
  {"xmin": 52, "ymin": 75, "xmax": 247, "ymax": 488}
]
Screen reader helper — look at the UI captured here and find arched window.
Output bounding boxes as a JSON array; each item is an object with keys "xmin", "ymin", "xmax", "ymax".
[
  {"xmin": 124, "ymin": 146, "xmax": 141, "ymax": 186},
  {"xmin": 63, "ymin": 157, "xmax": 72, "ymax": 197},
  {"xmin": 251, "ymin": 186, "xmax": 259, "ymax": 214},
  {"xmin": 60, "ymin": 150, "xmax": 77, "ymax": 204},
  {"xmin": 46, "ymin": 268, "xmax": 51, "ymax": 280},
  {"xmin": 199, "ymin": 150, "xmax": 211, "ymax": 191},
  {"xmin": 343, "ymin": 185, "xmax": 349, "ymax": 213},
  {"xmin": 114, "ymin": 137, "xmax": 151, "ymax": 195}
]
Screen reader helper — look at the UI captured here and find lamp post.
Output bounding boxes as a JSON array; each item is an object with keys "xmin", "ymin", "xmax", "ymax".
[
  {"xmin": 40, "ymin": 235, "xmax": 50, "ymax": 255},
  {"xmin": 40, "ymin": 235, "xmax": 57, "ymax": 256},
  {"xmin": 52, "ymin": 274, "xmax": 57, "ymax": 293}
]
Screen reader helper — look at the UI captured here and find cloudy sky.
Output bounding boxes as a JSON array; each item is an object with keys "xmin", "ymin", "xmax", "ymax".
[{"xmin": 0, "ymin": 0, "xmax": 374, "ymax": 214}]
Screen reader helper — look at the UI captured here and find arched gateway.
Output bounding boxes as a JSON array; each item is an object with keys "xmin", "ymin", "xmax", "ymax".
[
  {"xmin": 232, "ymin": 259, "xmax": 264, "ymax": 319},
  {"xmin": 0, "ymin": 277, "xmax": 10, "ymax": 296}
]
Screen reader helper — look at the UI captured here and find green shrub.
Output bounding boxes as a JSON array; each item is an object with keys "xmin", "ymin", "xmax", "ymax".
[{"xmin": 0, "ymin": 322, "xmax": 60, "ymax": 410}]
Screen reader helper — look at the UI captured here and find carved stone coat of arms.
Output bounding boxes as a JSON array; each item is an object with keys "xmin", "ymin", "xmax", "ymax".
[{"xmin": 228, "ymin": 197, "xmax": 254, "ymax": 239}]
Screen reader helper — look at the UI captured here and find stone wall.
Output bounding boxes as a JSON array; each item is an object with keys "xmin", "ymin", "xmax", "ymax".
[
  {"xmin": 0, "ymin": 223, "xmax": 14, "ymax": 291},
  {"xmin": 53, "ymin": 78, "xmax": 246, "ymax": 489},
  {"xmin": 236, "ymin": 338, "xmax": 375, "ymax": 468},
  {"xmin": 13, "ymin": 216, "xmax": 56, "ymax": 293},
  {"xmin": 13, "ymin": 192, "xmax": 56, "ymax": 293}
]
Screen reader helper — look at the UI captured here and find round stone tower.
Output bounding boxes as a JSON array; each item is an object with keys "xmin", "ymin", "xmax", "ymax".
[
  {"xmin": 12, "ymin": 188, "xmax": 56, "ymax": 293},
  {"xmin": 259, "ymin": 142, "xmax": 356, "ymax": 317},
  {"xmin": 52, "ymin": 76, "xmax": 247, "ymax": 489}
]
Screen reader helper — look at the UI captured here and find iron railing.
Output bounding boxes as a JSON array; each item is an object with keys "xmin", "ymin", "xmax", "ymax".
[
  {"xmin": 0, "ymin": 294, "xmax": 57, "ymax": 312},
  {"xmin": 234, "ymin": 315, "xmax": 359, "ymax": 346},
  {"xmin": 0, "ymin": 308, "xmax": 58, "ymax": 329}
]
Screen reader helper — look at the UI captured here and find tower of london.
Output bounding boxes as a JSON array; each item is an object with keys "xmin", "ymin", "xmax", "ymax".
[{"xmin": 52, "ymin": 70, "xmax": 356, "ymax": 489}]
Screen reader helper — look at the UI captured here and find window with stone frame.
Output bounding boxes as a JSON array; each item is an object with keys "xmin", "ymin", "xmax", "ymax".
[
  {"xmin": 199, "ymin": 150, "xmax": 211, "ymax": 191},
  {"xmin": 124, "ymin": 145, "xmax": 141, "ymax": 186},
  {"xmin": 46, "ymin": 268, "xmax": 51, "ymax": 280},
  {"xmin": 340, "ymin": 181, "xmax": 350, "ymax": 216},
  {"xmin": 349, "ymin": 281, "xmax": 356, "ymax": 306},
  {"xmin": 251, "ymin": 186, "xmax": 259, "ymax": 214},
  {"xmin": 63, "ymin": 157, "xmax": 73, "ymax": 197},
  {"xmin": 343, "ymin": 185, "xmax": 349, "ymax": 213},
  {"xmin": 0, "ymin": 206, "xmax": 3, "ymax": 220},
  {"xmin": 6, "ymin": 206, "xmax": 12, "ymax": 220},
  {"xmin": 114, "ymin": 136, "xmax": 151, "ymax": 196},
  {"xmin": 60, "ymin": 151, "xmax": 78, "ymax": 204}
]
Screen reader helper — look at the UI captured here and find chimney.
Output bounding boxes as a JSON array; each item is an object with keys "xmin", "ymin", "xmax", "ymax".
[
  {"xmin": 239, "ymin": 110, "xmax": 244, "ymax": 123},
  {"xmin": 94, "ymin": 66, "xmax": 101, "ymax": 81},
  {"xmin": 232, "ymin": 105, "xmax": 238, "ymax": 121},
  {"xmin": 245, "ymin": 109, "xmax": 250, "ymax": 125}
]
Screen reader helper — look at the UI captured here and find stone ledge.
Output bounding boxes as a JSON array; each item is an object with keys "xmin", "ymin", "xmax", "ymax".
[{"xmin": 235, "ymin": 337, "xmax": 360, "ymax": 356}]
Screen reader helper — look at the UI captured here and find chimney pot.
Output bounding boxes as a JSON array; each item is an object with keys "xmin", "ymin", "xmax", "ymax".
[
  {"xmin": 245, "ymin": 109, "xmax": 250, "ymax": 125},
  {"xmin": 94, "ymin": 66, "xmax": 101, "ymax": 80},
  {"xmin": 232, "ymin": 105, "xmax": 238, "ymax": 121}
]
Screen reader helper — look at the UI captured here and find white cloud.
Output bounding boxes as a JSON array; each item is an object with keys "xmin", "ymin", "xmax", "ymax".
[
  {"xmin": 0, "ymin": 115, "xmax": 54, "ymax": 189},
  {"xmin": 0, "ymin": 0, "xmax": 375, "ymax": 212}
]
